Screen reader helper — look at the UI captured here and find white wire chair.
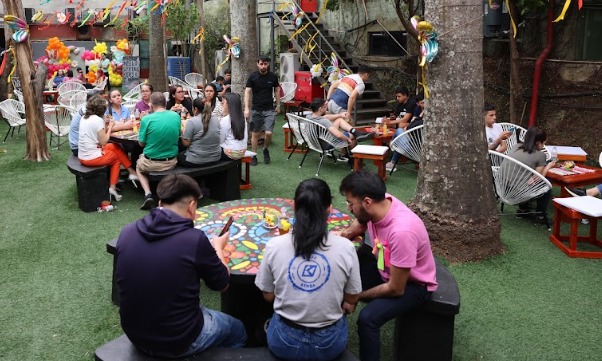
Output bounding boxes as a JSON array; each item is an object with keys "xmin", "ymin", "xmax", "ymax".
[
  {"xmin": 91, "ymin": 77, "xmax": 107, "ymax": 93},
  {"xmin": 285, "ymin": 113, "xmax": 308, "ymax": 161},
  {"xmin": 599, "ymin": 151, "xmax": 602, "ymax": 167},
  {"xmin": 169, "ymin": 76, "xmax": 190, "ymax": 88},
  {"xmin": 0, "ymin": 99, "xmax": 27, "ymax": 142},
  {"xmin": 69, "ymin": 91, "xmax": 87, "ymax": 113},
  {"xmin": 11, "ymin": 77, "xmax": 21, "ymax": 92},
  {"xmin": 58, "ymin": 81, "xmax": 86, "ymax": 95},
  {"xmin": 299, "ymin": 116, "xmax": 349, "ymax": 176},
  {"xmin": 58, "ymin": 90, "xmax": 86, "ymax": 109},
  {"xmin": 122, "ymin": 100, "xmax": 138, "ymax": 115},
  {"xmin": 488, "ymin": 150, "xmax": 552, "ymax": 227},
  {"xmin": 189, "ymin": 88, "xmax": 204, "ymax": 100},
  {"xmin": 280, "ymin": 82, "xmax": 297, "ymax": 103},
  {"xmin": 44, "ymin": 105, "xmax": 73, "ymax": 149},
  {"xmin": 122, "ymin": 84, "xmax": 142, "ymax": 102},
  {"xmin": 13, "ymin": 89, "xmax": 24, "ymax": 103},
  {"xmin": 388, "ymin": 124, "xmax": 424, "ymax": 173},
  {"xmin": 498, "ymin": 122, "xmax": 527, "ymax": 154},
  {"xmin": 184, "ymin": 73, "xmax": 204, "ymax": 87}
]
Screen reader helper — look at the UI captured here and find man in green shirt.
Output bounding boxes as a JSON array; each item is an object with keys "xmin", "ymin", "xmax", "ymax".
[{"xmin": 136, "ymin": 92, "xmax": 181, "ymax": 210}]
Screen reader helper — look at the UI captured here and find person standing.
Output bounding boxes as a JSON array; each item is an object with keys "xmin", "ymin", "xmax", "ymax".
[
  {"xmin": 136, "ymin": 92, "xmax": 181, "ymax": 210},
  {"xmin": 116, "ymin": 174, "xmax": 246, "ymax": 358},
  {"xmin": 255, "ymin": 178, "xmax": 361, "ymax": 361},
  {"xmin": 244, "ymin": 56, "xmax": 280, "ymax": 166},
  {"xmin": 326, "ymin": 65, "xmax": 371, "ymax": 120},
  {"xmin": 338, "ymin": 170, "xmax": 438, "ymax": 361}
]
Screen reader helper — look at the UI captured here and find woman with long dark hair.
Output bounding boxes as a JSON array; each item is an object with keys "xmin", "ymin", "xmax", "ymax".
[
  {"xmin": 178, "ymin": 97, "xmax": 221, "ymax": 167},
  {"xmin": 166, "ymin": 85, "xmax": 193, "ymax": 115},
  {"xmin": 255, "ymin": 178, "xmax": 361, "ymax": 361},
  {"xmin": 506, "ymin": 126, "xmax": 556, "ymax": 223},
  {"xmin": 219, "ymin": 93, "xmax": 247, "ymax": 160},
  {"xmin": 204, "ymin": 82, "xmax": 223, "ymax": 117}
]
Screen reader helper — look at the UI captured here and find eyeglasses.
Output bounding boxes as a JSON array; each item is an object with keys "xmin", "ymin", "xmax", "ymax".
[
  {"xmin": 345, "ymin": 199, "xmax": 361, "ymax": 208},
  {"xmin": 176, "ymin": 91, "xmax": 185, "ymax": 94}
]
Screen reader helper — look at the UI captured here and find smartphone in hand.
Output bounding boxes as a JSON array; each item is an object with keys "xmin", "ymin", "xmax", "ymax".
[{"xmin": 219, "ymin": 216, "xmax": 234, "ymax": 237}]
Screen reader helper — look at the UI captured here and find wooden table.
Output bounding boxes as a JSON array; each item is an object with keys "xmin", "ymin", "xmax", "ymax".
[
  {"xmin": 42, "ymin": 90, "xmax": 59, "ymax": 105},
  {"xmin": 110, "ymin": 131, "xmax": 142, "ymax": 166},
  {"xmin": 359, "ymin": 126, "xmax": 394, "ymax": 146},
  {"xmin": 195, "ymin": 198, "xmax": 353, "ymax": 346},
  {"xmin": 351, "ymin": 144, "xmax": 389, "ymax": 180},
  {"xmin": 546, "ymin": 164, "xmax": 602, "ymax": 197},
  {"xmin": 547, "ymin": 145, "xmax": 588, "ymax": 163},
  {"xmin": 550, "ymin": 197, "xmax": 602, "ymax": 259}
]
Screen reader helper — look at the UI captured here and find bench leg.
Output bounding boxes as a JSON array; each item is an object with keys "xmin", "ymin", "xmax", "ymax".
[
  {"xmin": 393, "ymin": 310, "xmax": 455, "ymax": 361},
  {"xmin": 74, "ymin": 173, "xmax": 109, "ymax": 212}
]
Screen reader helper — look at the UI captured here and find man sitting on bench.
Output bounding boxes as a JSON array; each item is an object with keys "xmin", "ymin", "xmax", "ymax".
[
  {"xmin": 338, "ymin": 170, "xmax": 438, "ymax": 361},
  {"xmin": 115, "ymin": 174, "xmax": 246, "ymax": 358},
  {"xmin": 136, "ymin": 92, "xmax": 181, "ymax": 210}
]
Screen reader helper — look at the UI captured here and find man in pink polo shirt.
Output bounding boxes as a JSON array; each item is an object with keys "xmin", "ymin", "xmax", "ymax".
[{"xmin": 339, "ymin": 170, "xmax": 437, "ymax": 361}]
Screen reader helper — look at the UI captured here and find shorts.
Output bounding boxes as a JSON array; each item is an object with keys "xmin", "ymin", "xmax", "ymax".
[
  {"xmin": 250, "ymin": 110, "xmax": 276, "ymax": 133},
  {"xmin": 327, "ymin": 99, "xmax": 346, "ymax": 114},
  {"xmin": 136, "ymin": 154, "xmax": 177, "ymax": 173}
]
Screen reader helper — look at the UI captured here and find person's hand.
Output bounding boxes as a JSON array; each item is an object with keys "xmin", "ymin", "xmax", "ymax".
[
  {"xmin": 224, "ymin": 84, "xmax": 231, "ymax": 89},
  {"xmin": 342, "ymin": 301, "xmax": 356, "ymax": 315},
  {"xmin": 210, "ymin": 231, "xmax": 230, "ymax": 251},
  {"xmin": 244, "ymin": 109, "xmax": 250, "ymax": 120},
  {"xmin": 499, "ymin": 131, "xmax": 512, "ymax": 140},
  {"xmin": 275, "ymin": 105, "xmax": 281, "ymax": 114}
]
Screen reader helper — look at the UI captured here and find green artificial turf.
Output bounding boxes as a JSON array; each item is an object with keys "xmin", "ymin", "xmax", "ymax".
[{"xmin": 0, "ymin": 118, "xmax": 600, "ymax": 360}]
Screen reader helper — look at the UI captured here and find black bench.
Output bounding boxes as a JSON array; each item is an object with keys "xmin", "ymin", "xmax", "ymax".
[
  {"xmin": 147, "ymin": 160, "xmax": 241, "ymax": 202},
  {"xmin": 95, "ymin": 335, "xmax": 360, "ymax": 361},
  {"xmin": 67, "ymin": 155, "xmax": 109, "ymax": 212},
  {"xmin": 393, "ymin": 260, "xmax": 461, "ymax": 361},
  {"xmin": 107, "ymin": 238, "xmax": 119, "ymax": 305}
]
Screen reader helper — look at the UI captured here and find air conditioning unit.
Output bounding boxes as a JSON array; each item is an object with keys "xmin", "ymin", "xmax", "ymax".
[
  {"xmin": 279, "ymin": 53, "xmax": 300, "ymax": 84},
  {"xmin": 24, "ymin": 8, "xmax": 35, "ymax": 24},
  {"xmin": 76, "ymin": 25, "xmax": 92, "ymax": 40},
  {"xmin": 214, "ymin": 50, "xmax": 230, "ymax": 77}
]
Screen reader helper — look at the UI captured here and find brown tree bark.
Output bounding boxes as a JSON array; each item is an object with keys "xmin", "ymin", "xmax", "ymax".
[
  {"xmin": 149, "ymin": 9, "xmax": 167, "ymax": 92},
  {"xmin": 412, "ymin": 0, "xmax": 504, "ymax": 262},
  {"xmin": 229, "ymin": 0, "xmax": 257, "ymax": 95},
  {"xmin": 2, "ymin": 0, "xmax": 50, "ymax": 161},
  {"xmin": 196, "ymin": 0, "xmax": 207, "ymax": 83},
  {"xmin": 508, "ymin": 0, "xmax": 522, "ymax": 125}
]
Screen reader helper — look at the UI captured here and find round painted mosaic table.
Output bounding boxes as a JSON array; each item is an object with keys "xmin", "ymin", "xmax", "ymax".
[{"xmin": 195, "ymin": 197, "xmax": 353, "ymax": 279}]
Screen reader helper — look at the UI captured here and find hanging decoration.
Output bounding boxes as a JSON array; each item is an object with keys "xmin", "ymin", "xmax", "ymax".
[
  {"xmin": 310, "ymin": 63, "xmax": 323, "ymax": 79},
  {"xmin": 31, "ymin": 10, "xmax": 44, "ymax": 23},
  {"xmin": 4, "ymin": 15, "xmax": 30, "ymax": 43},
  {"xmin": 371, "ymin": 239, "xmax": 390, "ymax": 271},
  {"xmin": 411, "ymin": 16, "xmax": 438, "ymax": 98},
  {"xmin": 553, "ymin": 0, "xmax": 583, "ymax": 22},
  {"xmin": 215, "ymin": 35, "xmax": 240, "ymax": 75},
  {"xmin": 326, "ymin": 52, "xmax": 350, "ymax": 83},
  {"xmin": 108, "ymin": 39, "xmax": 130, "ymax": 86},
  {"xmin": 290, "ymin": 5, "xmax": 304, "ymax": 29},
  {"xmin": 315, "ymin": 0, "xmax": 329, "ymax": 24},
  {"xmin": 0, "ymin": 46, "xmax": 18, "ymax": 84}
]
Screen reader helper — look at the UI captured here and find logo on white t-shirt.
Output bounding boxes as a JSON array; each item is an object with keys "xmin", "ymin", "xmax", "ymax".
[{"xmin": 288, "ymin": 253, "xmax": 331, "ymax": 293}]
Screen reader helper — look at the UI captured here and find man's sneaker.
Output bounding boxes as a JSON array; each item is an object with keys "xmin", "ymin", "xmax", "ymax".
[
  {"xmin": 566, "ymin": 187, "xmax": 586, "ymax": 196},
  {"xmin": 353, "ymin": 130, "xmax": 375, "ymax": 142},
  {"xmin": 140, "ymin": 194, "xmax": 156, "ymax": 210},
  {"xmin": 337, "ymin": 154, "xmax": 349, "ymax": 163},
  {"xmin": 385, "ymin": 162, "xmax": 397, "ymax": 172},
  {"xmin": 263, "ymin": 148, "xmax": 271, "ymax": 164},
  {"xmin": 251, "ymin": 156, "xmax": 258, "ymax": 166},
  {"xmin": 325, "ymin": 149, "xmax": 334, "ymax": 158}
]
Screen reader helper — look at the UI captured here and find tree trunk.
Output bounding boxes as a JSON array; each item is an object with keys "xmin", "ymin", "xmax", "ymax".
[
  {"xmin": 508, "ymin": 0, "xmax": 522, "ymax": 125},
  {"xmin": 2, "ymin": 0, "xmax": 50, "ymax": 161},
  {"xmin": 149, "ymin": 9, "xmax": 167, "ymax": 92},
  {"xmin": 412, "ymin": 0, "xmax": 503, "ymax": 262},
  {"xmin": 0, "ymin": 48, "xmax": 10, "ymax": 102},
  {"xmin": 197, "ymin": 0, "xmax": 207, "ymax": 83},
  {"xmin": 230, "ymin": 0, "xmax": 257, "ymax": 95}
]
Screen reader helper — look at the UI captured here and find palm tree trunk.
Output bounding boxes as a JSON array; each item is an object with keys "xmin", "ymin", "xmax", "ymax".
[
  {"xmin": 229, "ymin": 0, "xmax": 257, "ymax": 95},
  {"xmin": 149, "ymin": 8, "xmax": 167, "ymax": 92}
]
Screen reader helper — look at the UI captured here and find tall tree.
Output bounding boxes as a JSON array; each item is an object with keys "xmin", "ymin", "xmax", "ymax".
[
  {"xmin": 2, "ymin": 0, "xmax": 49, "ymax": 161},
  {"xmin": 148, "ymin": 6, "xmax": 167, "ymax": 91},
  {"xmin": 229, "ymin": 0, "xmax": 257, "ymax": 94},
  {"xmin": 411, "ymin": 0, "xmax": 504, "ymax": 262}
]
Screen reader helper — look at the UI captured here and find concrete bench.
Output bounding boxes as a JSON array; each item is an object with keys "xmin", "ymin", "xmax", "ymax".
[
  {"xmin": 147, "ymin": 160, "xmax": 240, "ymax": 202},
  {"xmin": 393, "ymin": 260, "xmax": 461, "ymax": 361},
  {"xmin": 66, "ymin": 155, "xmax": 109, "ymax": 212},
  {"xmin": 94, "ymin": 334, "xmax": 360, "ymax": 361}
]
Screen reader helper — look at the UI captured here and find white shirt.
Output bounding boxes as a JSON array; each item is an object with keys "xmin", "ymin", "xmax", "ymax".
[
  {"xmin": 78, "ymin": 114, "xmax": 105, "ymax": 160},
  {"xmin": 219, "ymin": 115, "xmax": 248, "ymax": 151},
  {"xmin": 486, "ymin": 123, "xmax": 503, "ymax": 150}
]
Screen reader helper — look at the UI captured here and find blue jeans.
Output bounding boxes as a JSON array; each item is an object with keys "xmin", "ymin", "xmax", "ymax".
[
  {"xmin": 267, "ymin": 313, "xmax": 348, "ymax": 361},
  {"xmin": 390, "ymin": 128, "xmax": 404, "ymax": 164},
  {"xmin": 176, "ymin": 307, "xmax": 246, "ymax": 357},
  {"xmin": 356, "ymin": 244, "xmax": 431, "ymax": 361}
]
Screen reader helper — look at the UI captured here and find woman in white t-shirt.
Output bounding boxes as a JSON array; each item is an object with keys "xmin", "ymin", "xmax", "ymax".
[
  {"xmin": 219, "ymin": 92, "xmax": 247, "ymax": 160},
  {"xmin": 78, "ymin": 95, "xmax": 138, "ymax": 201},
  {"xmin": 255, "ymin": 178, "xmax": 362, "ymax": 361}
]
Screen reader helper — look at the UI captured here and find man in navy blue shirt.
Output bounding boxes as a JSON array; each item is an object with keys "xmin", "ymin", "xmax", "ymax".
[
  {"xmin": 244, "ymin": 56, "xmax": 280, "ymax": 166},
  {"xmin": 116, "ymin": 174, "xmax": 246, "ymax": 357}
]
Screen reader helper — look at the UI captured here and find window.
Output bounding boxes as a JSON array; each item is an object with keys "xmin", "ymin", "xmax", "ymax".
[
  {"xmin": 368, "ymin": 31, "xmax": 407, "ymax": 56},
  {"xmin": 576, "ymin": 3, "xmax": 602, "ymax": 61}
]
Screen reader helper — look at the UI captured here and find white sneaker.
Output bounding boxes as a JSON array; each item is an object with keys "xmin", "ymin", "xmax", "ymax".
[{"xmin": 385, "ymin": 162, "xmax": 397, "ymax": 172}]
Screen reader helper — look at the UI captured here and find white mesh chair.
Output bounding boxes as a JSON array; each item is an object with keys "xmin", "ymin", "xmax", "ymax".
[
  {"xmin": 300, "ymin": 116, "xmax": 349, "ymax": 176},
  {"xmin": 189, "ymin": 88, "xmax": 204, "ymax": 100},
  {"xmin": 280, "ymin": 82, "xmax": 297, "ymax": 103},
  {"xmin": 498, "ymin": 122, "xmax": 527, "ymax": 154},
  {"xmin": 46, "ymin": 77, "xmax": 56, "ymax": 90},
  {"xmin": 13, "ymin": 89, "xmax": 24, "ymax": 103},
  {"xmin": 58, "ymin": 81, "xmax": 86, "ymax": 95},
  {"xmin": 122, "ymin": 100, "xmax": 137, "ymax": 115},
  {"xmin": 184, "ymin": 73, "xmax": 204, "ymax": 87},
  {"xmin": 69, "ymin": 91, "xmax": 87, "ymax": 112},
  {"xmin": 598, "ymin": 151, "xmax": 602, "ymax": 167},
  {"xmin": 11, "ymin": 77, "xmax": 21, "ymax": 92},
  {"xmin": 122, "ymin": 84, "xmax": 142, "ymax": 102},
  {"xmin": 169, "ymin": 76, "xmax": 190, "ymax": 88},
  {"xmin": 44, "ymin": 105, "xmax": 72, "ymax": 149},
  {"xmin": 388, "ymin": 124, "xmax": 424, "ymax": 173},
  {"xmin": 58, "ymin": 90, "xmax": 86, "ymax": 109},
  {"xmin": 91, "ymin": 77, "xmax": 107, "ymax": 93},
  {"xmin": 0, "ymin": 99, "xmax": 27, "ymax": 142},
  {"xmin": 285, "ymin": 113, "xmax": 308, "ymax": 161},
  {"xmin": 488, "ymin": 150, "xmax": 553, "ymax": 228}
]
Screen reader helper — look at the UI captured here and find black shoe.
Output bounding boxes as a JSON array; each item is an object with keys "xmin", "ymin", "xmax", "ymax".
[
  {"xmin": 515, "ymin": 208, "xmax": 533, "ymax": 219},
  {"xmin": 534, "ymin": 215, "xmax": 551, "ymax": 229},
  {"xmin": 263, "ymin": 149, "xmax": 271, "ymax": 164},
  {"xmin": 567, "ymin": 187, "xmax": 586, "ymax": 196},
  {"xmin": 251, "ymin": 156, "xmax": 258, "ymax": 166},
  {"xmin": 140, "ymin": 194, "xmax": 156, "ymax": 210},
  {"xmin": 337, "ymin": 154, "xmax": 349, "ymax": 163},
  {"xmin": 353, "ymin": 130, "xmax": 375, "ymax": 142}
]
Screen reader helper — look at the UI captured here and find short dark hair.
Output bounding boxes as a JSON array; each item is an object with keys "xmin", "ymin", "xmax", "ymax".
[
  {"xmin": 141, "ymin": 83, "xmax": 154, "ymax": 92},
  {"xmin": 224, "ymin": 69, "xmax": 231, "ymax": 75},
  {"xmin": 484, "ymin": 103, "xmax": 496, "ymax": 112},
  {"xmin": 84, "ymin": 95, "xmax": 107, "ymax": 118},
  {"xmin": 357, "ymin": 65, "xmax": 372, "ymax": 75},
  {"xmin": 310, "ymin": 98, "xmax": 326, "ymax": 111},
  {"xmin": 157, "ymin": 174, "xmax": 202, "ymax": 205},
  {"xmin": 339, "ymin": 170, "xmax": 386, "ymax": 201},
  {"xmin": 258, "ymin": 55, "xmax": 270, "ymax": 62},
  {"xmin": 415, "ymin": 93, "xmax": 425, "ymax": 102},
  {"xmin": 216, "ymin": 76, "xmax": 225, "ymax": 82},
  {"xmin": 395, "ymin": 86, "xmax": 410, "ymax": 96},
  {"xmin": 86, "ymin": 90, "xmax": 101, "ymax": 100},
  {"xmin": 67, "ymin": 70, "xmax": 74, "ymax": 77},
  {"xmin": 150, "ymin": 92, "xmax": 166, "ymax": 107},
  {"xmin": 519, "ymin": 126, "xmax": 547, "ymax": 154}
]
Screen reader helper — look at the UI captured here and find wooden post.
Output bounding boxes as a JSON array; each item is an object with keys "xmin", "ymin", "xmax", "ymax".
[{"xmin": 2, "ymin": 0, "xmax": 50, "ymax": 161}]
